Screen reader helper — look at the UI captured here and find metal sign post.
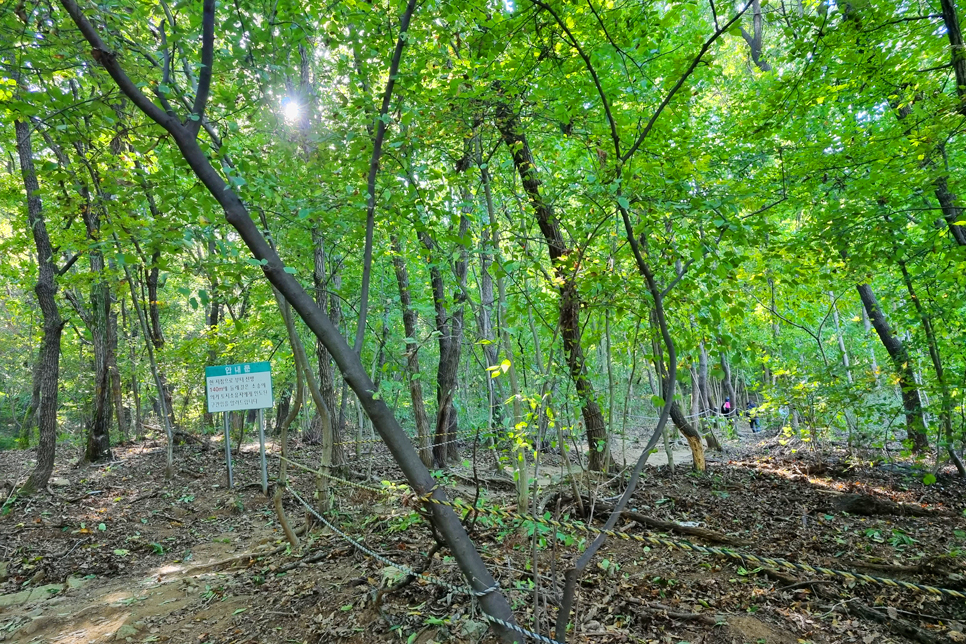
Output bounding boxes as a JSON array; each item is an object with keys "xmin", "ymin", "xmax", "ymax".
[
  {"xmin": 223, "ymin": 411, "xmax": 234, "ymax": 488},
  {"xmin": 257, "ymin": 408, "xmax": 268, "ymax": 495},
  {"xmin": 205, "ymin": 362, "xmax": 274, "ymax": 493}
]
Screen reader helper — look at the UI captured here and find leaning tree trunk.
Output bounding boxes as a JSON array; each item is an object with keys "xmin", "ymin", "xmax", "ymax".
[
  {"xmin": 856, "ymin": 283, "xmax": 929, "ymax": 453},
  {"xmin": 15, "ymin": 120, "xmax": 65, "ymax": 495},
  {"xmin": 391, "ymin": 235, "xmax": 433, "ymax": 467},
  {"xmin": 494, "ymin": 100, "xmax": 611, "ymax": 471},
  {"xmin": 55, "ymin": 3, "xmax": 521, "ymax": 634}
]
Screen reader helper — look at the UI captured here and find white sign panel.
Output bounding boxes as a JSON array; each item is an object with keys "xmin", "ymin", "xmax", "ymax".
[{"xmin": 206, "ymin": 362, "xmax": 273, "ymax": 412}]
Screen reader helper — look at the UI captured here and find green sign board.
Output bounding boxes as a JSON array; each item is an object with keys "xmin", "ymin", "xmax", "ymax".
[{"xmin": 205, "ymin": 362, "xmax": 273, "ymax": 412}]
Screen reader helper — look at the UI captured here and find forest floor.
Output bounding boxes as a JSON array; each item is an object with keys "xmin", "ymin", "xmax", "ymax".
[{"xmin": 0, "ymin": 421, "xmax": 964, "ymax": 644}]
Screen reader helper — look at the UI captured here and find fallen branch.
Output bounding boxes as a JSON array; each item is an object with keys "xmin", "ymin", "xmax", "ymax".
[
  {"xmin": 625, "ymin": 597, "xmax": 724, "ymax": 626},
  {"xmin": 842, "ymin": 600, "xmax": 944, "ymax": 644},
  {"xmin": 582, "ymin": 496, "xmax": 749, "ymax": 545}
]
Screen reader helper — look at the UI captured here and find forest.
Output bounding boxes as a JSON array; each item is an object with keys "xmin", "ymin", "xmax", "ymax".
[{"xmin": 1, "ymin": 0, "xmax": 965, "ymax": 642}]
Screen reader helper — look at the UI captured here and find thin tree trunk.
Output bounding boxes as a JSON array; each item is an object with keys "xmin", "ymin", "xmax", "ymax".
[
  {"xmin": 391, "ymin": 235, "xmax": 433, "ymax": 467},
  {"xmin": 118, "ymin": 253, "xmax": 174, "ymax": 476},
  {"xmin": 862, "ymin": 304, "xmax": 880, "ymax": 385},
  {"xmin": 829, "ymin": 291, "xmax": 853, "ymax": 384},
  {"xmin": 494, "ymin": 100, "xmax": 611, "ymax": 471},
  {"xmin": 478, "ymin": 217, "xmax": 506, "ymax": 432},
  {"xmin": 720, "ymin": 351, "xmax": 736, "ymax": 405},
  {"xmin": 274, "ymin": 288, "xmax": 334, "ymax": 504},
  {"xmin": 313, "ymin": 229, "xmax": 344, "ymax": 465},
  {"xmin": 480, "ymin": 157, "xmax": 523, "ymax": 434},
  {"xmin": 699, "ymin": 340, "xmax": 711, "ymax": 413},
  {"xmin": 856, "ymin": 283, "xmax": 929, "ymax": 453},
  {"xmin": 650, "ymin": 313, "xmax": 705, "ymax": 470},
  {"xmin": 898, "ymin": 262, "xmax": 961, "ymax": 474},
  {"xmin": 18, "ymin": 353, "xmax": 42, "ymax": 447},
  {"xmin": 15, "ymin": 120, "xmax": 65, "ymax": 495}
]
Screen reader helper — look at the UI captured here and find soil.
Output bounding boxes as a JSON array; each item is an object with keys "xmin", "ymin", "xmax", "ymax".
[{"xmin": 1, "ymin": 423, "xmax": 964, "ymax": 644}]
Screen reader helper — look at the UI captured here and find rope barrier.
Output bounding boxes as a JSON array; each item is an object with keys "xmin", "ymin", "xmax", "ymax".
[
  {"xmin": 286, "ymin": 486, "xmax": 563, "ymax": 644},
  {"xmin": 279, "ymin": 455, "xmax": 399, "ymax": 496},
  {"xmin": 419, "ymin": 499, "xmax": 966, "ymax": 600},
  {"xmin": 279, "ymin": 454, "xmax": 966, "ymax": 600}
]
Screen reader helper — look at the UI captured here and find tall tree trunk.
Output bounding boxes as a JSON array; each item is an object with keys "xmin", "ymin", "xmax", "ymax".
[
  {"xmin": 120, "ymin": 259, "xmax": 175, "ymax": 477},
  {"xmin": 313, "ymin": 229, "xmax": 344, "ymax": 465},
  {"xmin": 84, "ymin": 245, "xmax": 113, "ymax": 462},
  {"xmin": 719, "ymin": 351, "xmax": 736, "ymax": 406},
  {"xmin": 15, "ymin": 120, "xmax": 65, "ymax": 495},
  {"xmin": 479, "ymin": 155, "xmax": 522, "ymax": 435},
  {"xmin": 18, "ymin": 355, "xmax": 42, "ymax": 447},
  {"xmin": 313, "ymin": 229, "xmax": 338, "ymax": 415},
  {"xmin": 941, "ymin": 0, "xmax": 966, "ymax": 115},
  {"xmin": 698, "ymin": 340, "xmax": 711, "ymax": 413},
  {"xmin": 829, "ymin": 291, "xmax": 853, "ymax": 384},
  {"xmin": 203, "ymin": 239, "xmax": 220, "ymax": 428},
  {"xmin": 897, "ymin": 262, "xmax": 963, "ymax": 474},
  {"xmin": 478, "ymin": 218, "xmax": 506, "ymax": 432},
  {"xmin": 862, "ymin": 304, "xmax": 880, "ymax": 385},
  {"xmin": 494, "ymin": 100, "xmax": 611, "ymax": 471},
  {"xmin": 421, "ymin": 209, "xmax": 470, "ymax": 468},
  {"xmin": 391, "ymin": 235, "xmax": 433, "ymax": 467},
  {"xmin": 856, "ymin": 283, "xmax": 929, "ymax": 453}
]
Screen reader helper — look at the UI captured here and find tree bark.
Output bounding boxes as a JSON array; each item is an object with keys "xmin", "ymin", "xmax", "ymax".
[
  {"xmin": 856, "ymin": 283, "xmax": 929, "ymax": 453},
  {"xmin": 15, "ymin": 120, "xmax": 65, "ymax": 495},
  {"xmin": 83, "ymin": 241, "xmax": 114, "ymax": 462},
  {"xmin": 941, "ymin": 0, "xmax": 966, "ymax": 114},
  {"xmin": 391, "ymin": 235, "xmax": 433, "ymax": 467},
  {"xmin": 494, "ymin": 99, "xmax": 611, "ymax": 471}
]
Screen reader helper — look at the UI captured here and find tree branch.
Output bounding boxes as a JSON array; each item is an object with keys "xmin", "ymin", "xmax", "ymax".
[
  {"xmin": 186, "ymin": 0, "xmax": 215, "ymax": 136},
  {"xmin": 529, "ymin": 0, "xmax": 621, "ymax": 157},
  {"xmin": 57, "ymin": 0, "xmax": 180, "ymax": 132},
  {"xmin": 621, "ymin": 1, "xmax": 751, "ymax": 164}
]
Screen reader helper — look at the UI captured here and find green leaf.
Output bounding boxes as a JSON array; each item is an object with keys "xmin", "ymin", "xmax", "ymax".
[
  {"xmin": 922, "ymin": 473, "xmax": 937, "ymax": 485},
  {"xmin": 617, "ymin": 196, "xmax": 630, "ymax": 210}
]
